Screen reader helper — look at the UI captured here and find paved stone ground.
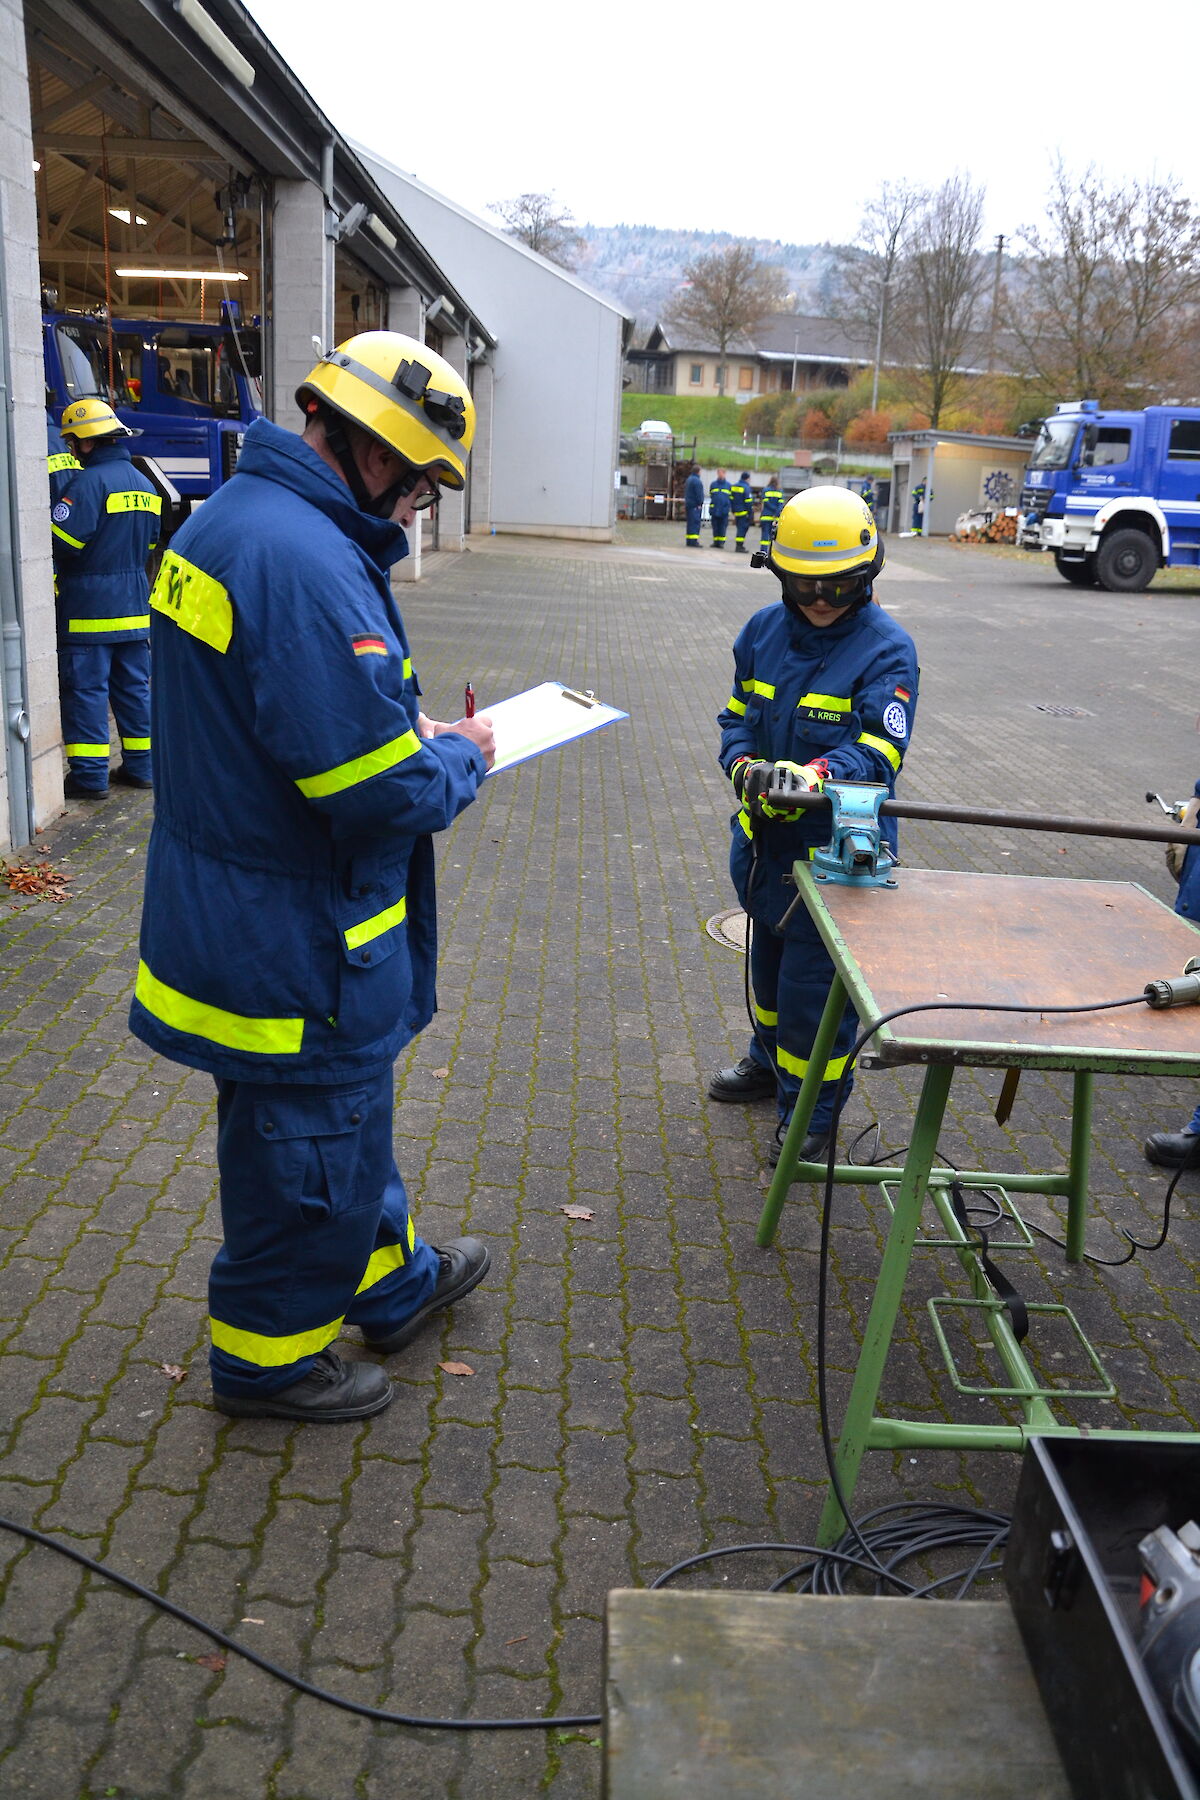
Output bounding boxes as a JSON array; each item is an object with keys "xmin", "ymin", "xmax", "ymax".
[{"xmin": 1, "ymin": 523, "xmax": 1199, "ymax": 1798}]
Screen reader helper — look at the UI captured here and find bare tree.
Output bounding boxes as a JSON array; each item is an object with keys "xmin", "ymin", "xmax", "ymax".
[
  {"xmin": 1005, "ymin": 161, "xmax": 1200, "ymax": 403},
  {"xmin": 893, "ymin": 175, "xmax": 989, "ymax": 426},
  {"xmin": 488, "ymin": 192, "xmax": 583, "ymax": 269},
  {"xmin": 664, "ymin": 243, "xmax": 788, "ymax": 396},
  {"xmin": 831, "ymin": 181, "xmax": 928, "ymax": 405}
]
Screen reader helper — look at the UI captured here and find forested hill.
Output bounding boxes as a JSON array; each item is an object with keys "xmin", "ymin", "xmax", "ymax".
[{"xmin": 572, "ymin": 223, "xmax": 843, "ymax": 332}]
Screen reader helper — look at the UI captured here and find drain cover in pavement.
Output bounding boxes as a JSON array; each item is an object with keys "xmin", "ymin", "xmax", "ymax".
[
  {"xmin": 706, "ymin": 908, "xmax": 748, "ymax": 952},
  {"xmin": 1031, "ymin": 704, "xmax": 1091, "ymax": 717}
]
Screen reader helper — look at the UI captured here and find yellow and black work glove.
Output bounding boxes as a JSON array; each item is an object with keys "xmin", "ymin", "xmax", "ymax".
[
  {"xmin": 730, "ymin": 757, "xmax": 773, "ymax": 812},
  {"xmin": 759, "ymin": 760, "xmax": 825, "ymax": 822}
]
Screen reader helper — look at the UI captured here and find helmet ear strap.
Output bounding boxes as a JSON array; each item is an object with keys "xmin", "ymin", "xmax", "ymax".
[{"xmin": 315, "ymin": 402, "xmax": 418, "ymax": 519}]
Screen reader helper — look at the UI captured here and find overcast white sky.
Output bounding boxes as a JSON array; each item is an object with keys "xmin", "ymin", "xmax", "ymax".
[{"xmin": 243, "ymin": 0, "xmax": 1200, "ymax": 249}]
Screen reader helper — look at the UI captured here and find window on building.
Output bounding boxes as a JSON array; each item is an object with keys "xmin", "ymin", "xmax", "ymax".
[
  {"xmin": 738, "ymin": 366, "xmax": 753, "ymax": 391},
  {"xmin": 690, "ymin": 363, "xmax": 703, "ymax": 386},
  {"xmin": 1168, "ymin": 419, "xmax": 1200, "ymax": 461}
]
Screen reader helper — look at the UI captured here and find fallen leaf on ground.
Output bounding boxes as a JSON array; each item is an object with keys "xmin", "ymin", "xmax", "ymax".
[
  {"xmin": 194, "ymin": 1652, "xmax": 226, "ymax": 1672},
  {"xmin": 159, "ymin": 1363, "xmax": 188, "ymax": 1383},
  {"xmin": 2, "ymin": 858, "xmax": 71, "ymax": 902},
  {"xmin": 561, "ymin": 1205, "xmax": 595, "ymax": 1221},
  {"xmin": 438, "ymin": 1360, "xmax": 474, "ymax": 1377},
  {"xmin": 431, "ymin": 1067, "xmax": 450, "ymax": 1079}
]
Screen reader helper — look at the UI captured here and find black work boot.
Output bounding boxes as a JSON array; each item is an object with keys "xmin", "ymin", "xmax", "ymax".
[
  {"xmin": 213, "ymin": 1349, "xmax": 392, "ymax": 1421},
  {"xmin": 707, "ymin": 1057, "xmax": 776, "ymax": 1103},
  {"xmin": 113, "ymin": 765, "xmax": 153, "ymax": 790},
  {"xmin": 1144, "ymin": 1131, "xmax": 1200, "ymax": 1170},
  {"xmin": 63, "ymin": 774, "xmax": 107, "ymax": 799},
  {"xmin": 365, "ymin": 1237, "xmax": 491, "ymax": 1355},
  {"xmin": 768, "ymin": 1130, "xmax": 831, "ymax": 1168}
]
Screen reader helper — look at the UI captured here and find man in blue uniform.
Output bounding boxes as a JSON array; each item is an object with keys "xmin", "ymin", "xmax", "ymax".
[
  {"xmin": 130, "ymin": 331, "xmax": 495, "ymax": 1422},
  {"xmin": 1145, "ymin": 784, "xmax": 1200, "ymax": 1169},
  {"xmin": 52, "ymin": 399, "xmax": 160, "ymax": 797},
  {"xmin": 683, "ymin": 465, "xmax": 705, "ymax": 546},
  {"xmin": 710, "ymin": 469, "xmax": 732, "ymax": 547},
  {"xmin": 707, "ymin": 486, "xmax": 919, "ymax": 1164},
  {"xmin": 730, "ymin": 471, "xmax": 755, "ymax": 552},
  {"xmin": 46, "ymin": 404, "xmax": 80, "ymax": 504},
  {"xmin": 758, "ymin": 475, "xmax": 784, "ymax": 550}
]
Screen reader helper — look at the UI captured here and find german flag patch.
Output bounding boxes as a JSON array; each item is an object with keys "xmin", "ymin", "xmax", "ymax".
[
  {"xmin": 893, "ymin": 684, "xmax": 911, "ymax": 702},
  {"xmin": 352, "ymin": 634, "xmax": 387, "ymax": 657}
]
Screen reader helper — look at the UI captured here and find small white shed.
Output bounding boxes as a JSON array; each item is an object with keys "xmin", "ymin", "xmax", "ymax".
[{"xmin": 888, "ymin": 429, "xmax": 1031, "ymax": 536}]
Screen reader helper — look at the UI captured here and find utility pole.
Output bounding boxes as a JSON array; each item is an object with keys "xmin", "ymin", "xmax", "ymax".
[
  {"xmin": 791, "ymin": 329, "xmax": 799, "ymax": 395},
  {"xmin": 987, "ymin": 234, "xmax": 1005, "ymax": 373}
]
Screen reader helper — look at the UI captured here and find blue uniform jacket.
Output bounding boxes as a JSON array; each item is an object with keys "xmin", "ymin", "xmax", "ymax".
[
  {"xmin": 718, "ymin": 594, "xmax": 919, "ymax": 926},
  {"xmin": 684, "ymin": 471, "xmax": 704, "ymax": 508},
  {"xmin": 710, "ymin": 478, "xmax": 732, "ymax": 517},
  {"xmin": 128, "ymin": 417, "xmax": 486, "ymax": 1085},
  {"xmin": 729, "ymin": 479, "xmax": 753, "ymax": 518},
  {"xmin": 51, "ymin": 440, "xmax": 160, "ymax": 644},
  {"xmin": 46, "ymin": 415, "xmax": 80, "ymax": 505},
  {"xmin": 759, "ymin": 486, "xmax": 784, "ymax": 523},
  {"xmin": 1175, "ymin": 780, "xmax": 1200, "ymax": 924}
]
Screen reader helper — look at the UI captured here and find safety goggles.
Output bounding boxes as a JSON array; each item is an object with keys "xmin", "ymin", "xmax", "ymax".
[{"xmin": 784, "ymin": 572, "xmax": 870, "ymax": 608}]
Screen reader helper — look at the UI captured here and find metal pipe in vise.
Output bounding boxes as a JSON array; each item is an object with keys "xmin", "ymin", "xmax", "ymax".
[{"xmin": 775, "ymin": 790, "xmax": 1200, "ymax": 847}]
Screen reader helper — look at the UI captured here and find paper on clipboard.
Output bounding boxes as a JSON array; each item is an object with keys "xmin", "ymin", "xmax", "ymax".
[{"xmin": 482, "ymin": 681, "xmax": 627, "ymax": 775}]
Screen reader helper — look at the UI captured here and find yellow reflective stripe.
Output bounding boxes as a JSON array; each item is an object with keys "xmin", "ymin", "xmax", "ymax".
[
  {"xmin": 402, "ymin": 657, "xmax": 413, "ymax": 679},
  {"xmin": 776, "ymin": 1046, "xmax": 851, "ymax": 1081},
  {"xmin": 52, "ymin": 522, "xmax": 85, "ymax": 548},
  {"xmin": 354, "ymin": 1217, "xmax": 417, "ymax": 1296},
  {"xmin": 798, "ymin": 692, "xmax": 850, "ymax": 713},
  {"xmin": 753, "ymin": 1002, "xmax": 778, "ymax": 1027},
  {"xmin": 135, "ymin": 959, "xmax": 304, "ymax": 1056},
  {"xmin": 47, "ymin": 452, "xmax": 79, "ymax": 474},
  {"xmin": 743, "ymin": 678, "xmax": 776, "ymax": 698},
  {"xmin": 209, "ymin": 1312, "xmax": 342, "ymax": 1368},
  {"xmin": 65, "ymin": 741, "xmax": 111, "ymax": 757},
  {"xmin": 68, "ymin": 615, "xmax": 149, "ymax": 633},
  {"xmin": 151, "ymin": 550, "xmax": 233, "ymax": 654},
  {"xmin": 726, "ymin": 694, "xmax": 747, "ymax": 716},
  {"xmin": 296, "ymin": 729, "xmax": 421, "ymax": 799},
  {"xmin": 736, "ymin": 805, "xmax": 753, "ymax": 839},
  {"xmin": 858, "ymin": 731, "xmax": 902, "ymax": 771},
  {"xmin": 344, "ymin": 895, "xmax": 407, "ymax": 951},
  {"xmin": 106, "ymin": 490, "xmax": 162, "ymax": 515},
  {"xmin": 121, "ymin": 736, "xmax": 151, "ymax": 750}
]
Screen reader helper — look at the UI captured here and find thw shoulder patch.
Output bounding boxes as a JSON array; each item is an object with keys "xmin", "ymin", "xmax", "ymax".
[{"xmin": 351, "ymin": 634, "xmax": 387, "ymax": 657}]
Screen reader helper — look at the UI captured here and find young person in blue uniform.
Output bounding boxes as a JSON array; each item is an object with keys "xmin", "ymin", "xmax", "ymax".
[
  {"xmin": 757, "ymin": 475, "xmax": 784, "ymax": 549},
  {"xmin": 1145, "ymin": 784, "xmax": 1200, "ymax": 1169},
  {"xmin": 708, "ymin": 486, "xmax": 919, "ymax": 1164},
  {"xmin": 46, "ymin": 405, "xmax": 80, "ymax": 504},
  {"xmin": 709, "ymin": 469, "xmax": 732, "ymax": 547},
  {"xmin": 729, "ymin": 471, "xmax": 755, "ymax": 552},
  {"xmin": 51, "ymin": 399, "xmax": 160, "ymax": 797},
  {"xmin": 130, "ymin": 331, "xmax": 496, "ymax": 1422},
  {"xmin": 683, "ymin": 465, "xmax": 705, "ymax": 546}
]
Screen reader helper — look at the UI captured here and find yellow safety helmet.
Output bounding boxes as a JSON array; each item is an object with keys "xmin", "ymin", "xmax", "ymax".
[
  {"xmin": 60, "ymin": 397, "xmax": 135, "ymax": 441},
  {"xmin": 297, "ymin": 330, "xmax": 475, "ymax": 492},
  {"xmin": 769, "ymin": 486, "xmax": 883, "ymax": 585}
]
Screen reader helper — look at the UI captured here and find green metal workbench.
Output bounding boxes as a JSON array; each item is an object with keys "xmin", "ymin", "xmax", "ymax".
[{"xmin": 756, "ymin": 867, "xmax": 1200, "ymax": 1545}]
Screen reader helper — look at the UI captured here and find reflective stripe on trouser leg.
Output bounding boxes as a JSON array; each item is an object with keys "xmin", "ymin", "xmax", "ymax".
[
  {"xmin": 58, "ymin": 643, "xmax": 113, "ymax": 788},
  {"xmin": 685, "ymin": 503, "xmax": 702, "ymax": 545},
  {"xmin": 751, "ymin": 909, "xmax": 857, "ymax": 1130},
  {"xmin": 735, "ymin": 520, "xmax": 748, "ymax": 545},
  {"xmin": 745, "ymin": 919, "xmax": 781, "ymax": 1086},
  {"xmin": 108, "ymin": 641, "xmax": 152, "ymax": 780},
  {"xmin": 208, "ymin": 1068, "xmax": 439, "ymax": 1398}
]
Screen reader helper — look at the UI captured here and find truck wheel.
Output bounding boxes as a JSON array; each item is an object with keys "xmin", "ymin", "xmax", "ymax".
[
  {"xmin": 1054, "ymin": 552, "xmax": 1096, "ymax": 587},
  {"xmin": 1095, "ymin": 528, "xmax": 1157, "ymax": 592}
]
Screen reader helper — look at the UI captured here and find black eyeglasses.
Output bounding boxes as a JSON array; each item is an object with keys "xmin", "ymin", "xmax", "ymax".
[{"xmin": 394, "ymin": 469, "xmax": 441, "ymax": 512}]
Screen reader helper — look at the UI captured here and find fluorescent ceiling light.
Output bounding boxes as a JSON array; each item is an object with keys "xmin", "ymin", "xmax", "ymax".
[
  {"xmin": 177, "ymin": 0, "xmax": 255, "ymax": 87},
  {"xmin": 109, "ymin": 208, "xmax": 149, "ymax": 226},
  {"xmin": 115, "ymin": 267, "xmax": 248, "ymax": 280}
]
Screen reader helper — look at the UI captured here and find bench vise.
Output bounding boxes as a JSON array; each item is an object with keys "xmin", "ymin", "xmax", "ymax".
[{"xmin": 811, "ymin": 781, "xmax": 896, "ymax": 887}]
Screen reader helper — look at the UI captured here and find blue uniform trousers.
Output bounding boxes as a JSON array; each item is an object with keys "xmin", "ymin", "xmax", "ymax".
[
  {"xmin": 744, "ymin": 907, "xmax": 858, "ymax": 1132},
  {"xmin": 733, "ymin": 512, "xmax": 752, "ymax": 547},
  {"xmin": 208, "ymin": 1068, "xmax": 440, "ymax": 1398},
  {"xmin": 685, "ymin": 503, "xmax": 702, "ymax": 544},
  {"xmin": 711, "ymin": 508, "xmax": 730, "ymax": 546},
  {"xmin": 58, "ymin": 640, "xmax": 151, "ymax": 790}
]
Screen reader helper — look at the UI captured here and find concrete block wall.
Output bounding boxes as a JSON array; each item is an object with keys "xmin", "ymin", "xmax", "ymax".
[
  {"xmin": 0, "ymin": 0, "xmax": 61, "ymax": 841},
  {"xmin": 268, "ymin": 178, "xmax": 328, "ymax": 431}
]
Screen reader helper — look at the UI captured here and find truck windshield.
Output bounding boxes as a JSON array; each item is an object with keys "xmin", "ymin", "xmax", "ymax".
[
  {"xmin": 1028, "ymin": 418, "xmax": 1079, "ymax": 470},
  {"xmin": 154, "ymin": 331, "xmax": 241, "ymax": 419},
  {"xmin": 55, "ymin": 323, "xmax": 140, "ymax": 407}
]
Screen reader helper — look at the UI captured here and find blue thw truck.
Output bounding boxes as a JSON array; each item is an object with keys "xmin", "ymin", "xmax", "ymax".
[
  {"xmin": 43, "ymin": 302, "xmax": 261, "ymax": 527},
  {"xmin": 1020, "ymin": 399, "xmax": 1200, "ymax": 590}
]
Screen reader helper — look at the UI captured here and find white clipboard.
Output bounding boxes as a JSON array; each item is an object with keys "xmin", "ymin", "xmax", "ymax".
[{"xmin": 481, "ymin": 681, "xmax": 627, "ymax": 775}]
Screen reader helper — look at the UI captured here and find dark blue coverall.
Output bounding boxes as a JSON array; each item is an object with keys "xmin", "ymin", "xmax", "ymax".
[
  {"xmin": 729, "ymin": 476, "xmax": 754, "ymax": 549},
  {"xmin": 684, "ymin": 470, "xmax": 705, "ymax": 546},
  {"xmin": 46, "ymin": 414, "xmax": 79, "ymax": 504},
  {"xmin": 710, "ymin": 476, "xmax": 732, "ymax": 546},
  {"xmin": 129, "ymin": 418, "xmax": 486, "ymax": 1402},
  {"xmin": 718, "ymin": 593, "xmax": 919, "ymax": 1132},
  {"xmin": 758, "ymin": 483, "xmax": 784, "ymax": 548},
  {"xmin": 51, "ymin": 439, "xmax": 159, "ymax": 792}
]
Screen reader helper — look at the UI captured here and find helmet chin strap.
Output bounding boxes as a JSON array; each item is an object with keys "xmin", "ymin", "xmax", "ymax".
[{"xmin": 317, "ymin": 405, "xmax": 412, "ymax": 519}]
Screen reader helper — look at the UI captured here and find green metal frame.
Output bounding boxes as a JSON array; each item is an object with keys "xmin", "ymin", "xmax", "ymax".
[{"xmin": 753, "ymin": 866, "xmax": 1200, "ymax": 1547}]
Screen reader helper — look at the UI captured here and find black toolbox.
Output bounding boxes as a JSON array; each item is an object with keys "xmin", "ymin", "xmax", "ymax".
[{"xmin": 1005, "ymin": 1436, "xmax": 1200, "ymax": 1800}]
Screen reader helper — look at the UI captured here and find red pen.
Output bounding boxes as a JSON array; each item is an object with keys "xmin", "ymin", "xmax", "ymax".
[{"xmin": 464, "ymin": 682, "xmax": 475, "ymax": 719}]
